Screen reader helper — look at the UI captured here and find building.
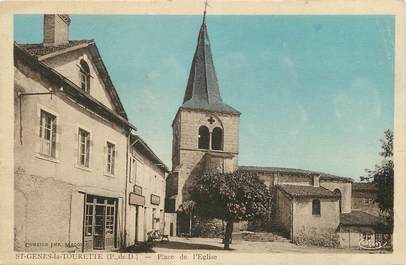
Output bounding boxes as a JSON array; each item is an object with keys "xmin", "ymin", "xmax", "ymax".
[
  {"xmin": 164, "ymin": 14, "xmax": 383, "ymax": 248},
  {"xmin": 165, "ymin": 15, "xmax": 241, "ymax": 235},
  {"xmin": 351, "ymin": 182, "xmax": 380, "ymax": 217},
  {"xmin": 238, "ymin": 166, "xmax": 351, "ymax": 241},
  {"xmin": 14, "ymin": 14, "xmax": 168, "ymax": 252},
  {"xmin": 125, "ymin": 134, "xmax": 169, "ymax": 246}
]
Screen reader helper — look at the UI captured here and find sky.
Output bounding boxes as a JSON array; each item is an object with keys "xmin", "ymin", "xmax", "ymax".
[{"xmin": 14, "ymin": 15, "xmax": 394, "ymax": 180}]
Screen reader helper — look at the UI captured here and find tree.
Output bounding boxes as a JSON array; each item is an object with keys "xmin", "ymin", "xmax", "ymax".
[
  {"xmin": 190, "ymin": 171, "xmax": 272, "ymax": 250},
  {"xmin": 366, "ymin": 129, "xmax": 394, "ymax": 233},
  {"xmin": 177, "ymin": 200, "xmax": 196, "ymax": 237}
]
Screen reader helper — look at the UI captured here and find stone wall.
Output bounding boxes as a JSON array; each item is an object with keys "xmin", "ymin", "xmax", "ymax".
[
  {"xmin": 320, "ymin": 180, "xmax": 351, "ymax": 213},
  {"xmin": 273, "ymin": 189, "xmax": 292, "ymax": 237},
  {"xmin": 170, "ymin": 109, "xmax": 240, "ymax": 208},
  {"xmin": 292, "ymin": 198, "xmax": 340, "ymax": 242}
]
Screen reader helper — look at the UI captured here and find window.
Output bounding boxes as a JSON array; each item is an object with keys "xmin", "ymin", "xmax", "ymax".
[
  {"xmin": 198, "ymin": 126, "xmax": 209, "ymax": 149},
  {"xmin": 334, "ymin": 189, "xmax": 342, "ymax": 213},
  {"xmin": 79, "ymin": 59, "xmax": 90, "ymax": 93},
  {"xmin": 106, "ymin": 142, "xmax": 115, "ymax": 175},
  {"xmin": 39, "ymin": 110, "xmax": 57, "ymax": 157},
  {"xmin": 129, "ymin": 156, "xmax": 137, "ymax": 183},
  {"xmin": 78, "ymin": 128, "xmax": 90, "ymax": 167},
  {"xmin": 84, "ymin": 203, "xmax": 93, "ymax": 236},
  {"xmin": 211, "ymin": 127, "xmax": 223, "ymax": 150},
  {"xmin": 312, "ymin": 199, "xmax": 321, "ymax": 215}
]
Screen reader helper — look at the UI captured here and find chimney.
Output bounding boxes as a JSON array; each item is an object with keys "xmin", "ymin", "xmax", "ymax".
[
  {"xmin": 312, "ymin": 175, "xmax": 320, "ymax": 187},
  {"xmin": 43, "ymin": 14, "xmax": 71, "ymax": 46}
]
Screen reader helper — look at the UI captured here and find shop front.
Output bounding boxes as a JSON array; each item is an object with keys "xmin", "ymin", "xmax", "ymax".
[{"xmin": 83, "ymin": 194, "xmax": 118, "ymax": 251}]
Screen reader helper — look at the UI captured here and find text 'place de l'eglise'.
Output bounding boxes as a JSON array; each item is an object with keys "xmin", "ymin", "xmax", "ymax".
[{"xmin": 14, "ymin": 14, "xmax": 385, "ymax": 252}]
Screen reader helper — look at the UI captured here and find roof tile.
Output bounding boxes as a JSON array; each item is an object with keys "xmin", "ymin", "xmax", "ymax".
[{"xmin": 277, "ymin": 184, "xmax": 340, "ymax": 198}]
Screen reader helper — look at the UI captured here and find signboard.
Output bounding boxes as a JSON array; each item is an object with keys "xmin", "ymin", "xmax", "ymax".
[
  {"xmin": 133, "ymin": 185, "xmax": 142, "ymax": 195},
  {"xmin": 150, "ymin": 194, "xmax": 160, "ymax": 205},
  {"xmin": 129, "ymin": 192, "xmax": 145, "ymax": 206}
]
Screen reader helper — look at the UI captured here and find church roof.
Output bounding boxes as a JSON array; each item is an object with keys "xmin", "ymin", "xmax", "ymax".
[
  {"xmin": 352, "ymin": 182, "xmax": 378, "ymax": 192},
  {"xmin": 181, "ymin": 20, "xmax": 240, "ymax": 115},
  {"xmin": 277, "ymin": 184, "xmax": 340, "ymax": 199},
  {"xmin": 340, "ymin": 211, "xmax": 382, "ymax": 227},
  {"xmin": 239, "ymin": 165, "xmax": 353, "ymax": 183}
]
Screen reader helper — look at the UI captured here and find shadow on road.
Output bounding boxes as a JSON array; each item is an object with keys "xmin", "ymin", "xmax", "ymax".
[{"xmin": 153, "ymin": 240, "xmax": 234, "ymax": 251}]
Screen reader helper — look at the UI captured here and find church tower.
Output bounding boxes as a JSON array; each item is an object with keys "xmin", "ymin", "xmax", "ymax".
[{"xmin": 166, "ymin": 14, "xmax": 241, "ymax": 215}]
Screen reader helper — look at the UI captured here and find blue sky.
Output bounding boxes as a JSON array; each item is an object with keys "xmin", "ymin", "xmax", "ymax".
[{"xmin": 14, "ymin": 15, "xmax": 394, "ymax": 180}]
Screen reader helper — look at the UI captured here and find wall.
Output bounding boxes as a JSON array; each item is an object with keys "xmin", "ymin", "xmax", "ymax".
[
  {"xmin": 273, "ymin": 189, "xmax": 292, "ymax": 237},
  {"xmin": 164, "ymin": 213, "xmax": 177, "ymax": 237},
  {"xmin": 42, "ymin": 49, "xmax": 115, "ymax": 111},
  {"xmin": 320, "ymin": 180, "xmax": 352, "ymax": 213},
  {"xmin": 14, "ymin": 54, "xmax": 127, "ymax": 251},
  {"xmin": 351, "ymin": 190, "xmax": 380, "ymax": 217},
  {"xmin": 171, "ymin": 109, "xmax": 239, "ymax": 207},
  {"xmin": 338, "ymin": 226, "xmax": 377, "ymax": 248},
  {"xmin": 292, "ymin": 198, "xmax": 339, "ymax": 241},
  {"xmin": 125, "ymin": 146, "xmax": 166, "ymax": 246}
]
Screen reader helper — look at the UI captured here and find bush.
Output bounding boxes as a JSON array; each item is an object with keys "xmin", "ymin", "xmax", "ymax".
[
  {"xmin": 193, "ymin": 218, "xmax": 224, "ymax": 238},
  {"xmin": 294, "ymin": 227, "xmax": 340, "ymax": 248}
]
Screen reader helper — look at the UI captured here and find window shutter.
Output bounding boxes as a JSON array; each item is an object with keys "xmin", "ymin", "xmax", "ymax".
[
  {"xmin": 103, "ymin": 145, "xmax": 107, "ymax": 173},
  {"xmin": 54, "ymin": 119, "xmax": 61, "ymax": 159},
  {"xmin": 74, "ymin": 130, "xmax": 79, "ymax": 165},
  {"xmin": 35, "ymin": 110, "xmax": 43, "ymax": 153},
  {"xmin": 112, "ymin": 148, "xmax": 116, "ymax": 175},
  {"xmin": 87, "ymin": 137, "xmax": 92, "ymax": 168}
]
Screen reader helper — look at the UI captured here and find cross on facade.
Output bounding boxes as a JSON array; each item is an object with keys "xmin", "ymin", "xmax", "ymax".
[{"xmin": 208, "ymin": 117, "xmax": 215, "ymax": 124}]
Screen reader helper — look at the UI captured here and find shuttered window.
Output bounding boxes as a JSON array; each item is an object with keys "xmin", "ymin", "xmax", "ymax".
[
  {"xmin": 39, "ymin": 110, "xmax": 57, "ymax": 158},
  {"xmin": 106, "ymin": 142, "xmax": 115, "ymax": 175},
  {"xmin": 78, "ymin": 128, "xmax": 90, "ymax": 167}
]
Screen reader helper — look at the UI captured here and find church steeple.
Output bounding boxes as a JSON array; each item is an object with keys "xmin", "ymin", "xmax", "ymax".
[{"xmin": 181, "ymin": 11, "xmax": 240, "ymax": 115}]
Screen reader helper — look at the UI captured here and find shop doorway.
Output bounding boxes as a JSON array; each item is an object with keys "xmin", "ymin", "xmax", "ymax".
[{"xmin": 83, "ymin": 195, "xmax": 117, "ymax": 251}]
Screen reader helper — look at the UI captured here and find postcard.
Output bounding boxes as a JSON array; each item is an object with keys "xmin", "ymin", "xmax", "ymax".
[{"xmin": 0, "ymin": 0, "xmax": 405, "ymax": 264}]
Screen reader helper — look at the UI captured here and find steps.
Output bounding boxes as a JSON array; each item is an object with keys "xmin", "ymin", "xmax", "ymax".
[{"xmin": 241, "ymin": 231, "xmax": 290, "ymax": 242}]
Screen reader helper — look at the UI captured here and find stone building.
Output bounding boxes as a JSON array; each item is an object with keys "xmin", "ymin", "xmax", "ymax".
[
  {"xmin": 165, "ymin": 16, "xmax": 241, "ymax": 235},
  {"xmin": 238, "ymin": 166, "xmax": 352, "ymax": 241},
  {"xmin": 14, "ymin": 14, "xmax": 168, "ymax": 252},
  {"xmin": 165, "ymin": 15, "xmax": 383, "ymax": 247}
]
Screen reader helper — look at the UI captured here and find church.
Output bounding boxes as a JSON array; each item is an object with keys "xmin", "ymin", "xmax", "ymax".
[{"xmin": 164, "ymin": 14, "xmax": 382, "ymax": 247}]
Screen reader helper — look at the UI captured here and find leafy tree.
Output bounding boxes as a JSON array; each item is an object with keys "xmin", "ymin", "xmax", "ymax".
[
  {"xmin": 177, "ymin": 200, "xmax": 196, "ymax": 237},
  {"xmin": 366, "ymin": 129, "xmax": 394, "ymax": 233},
  {"xmin": 191, "ymin": 171, "xmax": 272, "ymax": 249}
]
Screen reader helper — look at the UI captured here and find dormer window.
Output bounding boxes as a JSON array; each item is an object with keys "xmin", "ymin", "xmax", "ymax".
[{"xmin": 79, "ymin": 59, "xmax": 90, "ymax": 93}]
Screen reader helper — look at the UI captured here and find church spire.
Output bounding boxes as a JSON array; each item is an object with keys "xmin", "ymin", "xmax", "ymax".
[{"xmin": 181, "ymin": 2, "xmax": 240, "ymax": 115}]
